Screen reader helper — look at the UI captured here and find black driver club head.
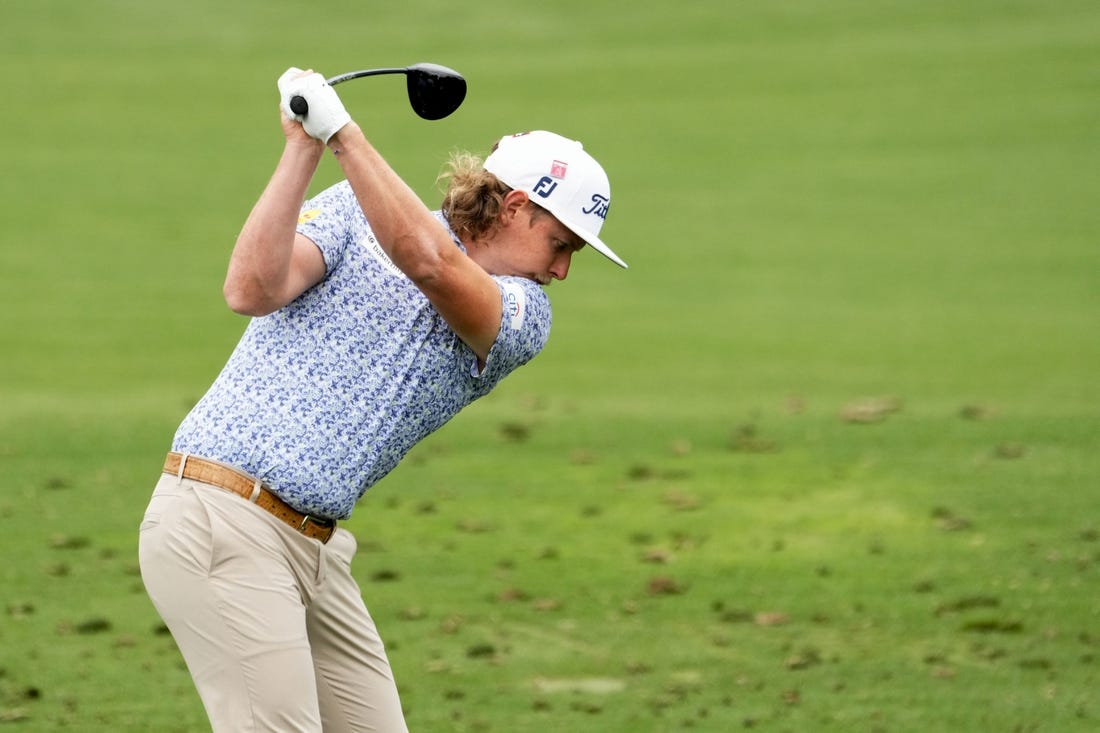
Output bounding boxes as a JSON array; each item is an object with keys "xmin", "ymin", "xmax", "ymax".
[{"xmin": 404, "ymin": 62, "xmax": 467, "ymax": 120}]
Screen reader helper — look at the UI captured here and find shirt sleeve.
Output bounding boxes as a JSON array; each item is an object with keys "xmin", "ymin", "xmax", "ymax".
[
  {"xmin": 477, "ymin": 276, "xmax": 553, "ymax": 381},
  {"xmin": 295, "ymin": 181, "xmax": 361, "ymax": 273}
]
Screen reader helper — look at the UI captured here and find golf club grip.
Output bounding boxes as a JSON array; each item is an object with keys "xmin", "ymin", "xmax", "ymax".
[{"xmin": 289, "ymin": 95, "xmax": 309, "ymax": 116}]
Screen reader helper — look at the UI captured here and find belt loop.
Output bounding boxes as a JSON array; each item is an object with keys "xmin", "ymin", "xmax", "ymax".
[
  {"xmin": 249, "ymin": 479, "xmax": 262, "ymax": 503},
  {"xmin": 176, "ymin": 452, "xmax": 190, "ymax": 485}
]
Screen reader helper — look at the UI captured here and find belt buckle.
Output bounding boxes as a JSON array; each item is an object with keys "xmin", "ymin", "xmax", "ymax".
[{"xmin": 299, "ymin": 514, "xmax": 336, "ymax": 542}]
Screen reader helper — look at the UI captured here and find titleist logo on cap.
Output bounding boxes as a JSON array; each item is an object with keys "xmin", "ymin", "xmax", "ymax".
[{"xmin": 583, "ymin": 194, "xmax": 610, "ymax": 220}]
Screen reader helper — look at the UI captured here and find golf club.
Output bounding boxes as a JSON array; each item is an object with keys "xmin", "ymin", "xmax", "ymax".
[{"xmin": 288, "ymin": 62, "xmax": 467, "ymax": 121}]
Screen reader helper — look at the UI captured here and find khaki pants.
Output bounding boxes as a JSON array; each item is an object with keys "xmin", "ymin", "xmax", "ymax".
[{"xmin": 139, "ymin": 474, "xmax": 407, "ymax": 732}]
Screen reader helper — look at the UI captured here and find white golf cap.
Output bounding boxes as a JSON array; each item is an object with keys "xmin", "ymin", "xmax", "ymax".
[{"xmin": 484, "ymin": 130, "xmax": 626, "ymax": 268}]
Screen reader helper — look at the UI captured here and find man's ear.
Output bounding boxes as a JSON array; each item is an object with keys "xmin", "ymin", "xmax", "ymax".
[{"xmin": 501, "ymin": 189, "xmax": 531, "ymax": 224}]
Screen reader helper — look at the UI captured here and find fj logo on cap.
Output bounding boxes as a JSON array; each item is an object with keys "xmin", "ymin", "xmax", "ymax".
[{"xmin": 532, "ymin": 176, "xmax": 558, "ymax": 198}]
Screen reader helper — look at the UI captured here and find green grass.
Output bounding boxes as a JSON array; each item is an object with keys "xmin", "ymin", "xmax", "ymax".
[{"xmin": 2, "ymin": 0, "xmax": 1098, "ymax": 730}]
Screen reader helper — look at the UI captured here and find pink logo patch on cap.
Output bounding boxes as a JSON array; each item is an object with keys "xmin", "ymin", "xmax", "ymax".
[{"xmin": 550, "ymin": 160, "xmax": 568, "ymax": 179}]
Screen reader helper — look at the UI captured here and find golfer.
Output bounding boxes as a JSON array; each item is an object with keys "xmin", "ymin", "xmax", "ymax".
[{"xmin": 138, "ymin": 68, "xmax": 625, "ymax": 732}]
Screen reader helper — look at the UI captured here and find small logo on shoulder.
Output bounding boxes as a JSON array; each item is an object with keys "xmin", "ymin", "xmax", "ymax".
[
  {"xmin": 298, "ymin": 209, "xmax": 321, "ymax": 224},
  {"xmin": 361, "ymin": 233, "xmax": 405, "ymax": 278},
  {"xmin": 501, "ymin": 282, "xmax": 526, "ymax": 330}
]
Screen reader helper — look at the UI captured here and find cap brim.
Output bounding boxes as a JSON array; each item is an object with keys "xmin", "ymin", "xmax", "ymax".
[
  {"xmin": 588, "ymin": 238, "xmax": 628, "ymax": 269},
  {"xmin": 569, "ymin": 226, "xmax": 627, "ymax": 269}
]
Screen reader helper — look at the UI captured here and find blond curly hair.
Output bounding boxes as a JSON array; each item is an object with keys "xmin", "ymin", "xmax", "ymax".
[{"xmin": 437, "ymin": 148, "xmax": 510, "ymax": 242}]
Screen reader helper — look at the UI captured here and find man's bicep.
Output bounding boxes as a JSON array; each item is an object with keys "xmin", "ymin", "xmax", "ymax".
[
  {"xmin": 477, "ymin": 278, "xmax": 552, "ymax": 380},
  {"xmin": 282, "ymin": 233, "xmax": 328, "ymax": 304},
  {"xmin": 419, "ymin": 255, "xmax": 503, "ymax": 364}
]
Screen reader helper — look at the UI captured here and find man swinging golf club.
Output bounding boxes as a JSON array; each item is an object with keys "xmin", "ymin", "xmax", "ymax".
[{"xmin": 138, "ymin": 66, "xmax": 626, "ymax": 732}]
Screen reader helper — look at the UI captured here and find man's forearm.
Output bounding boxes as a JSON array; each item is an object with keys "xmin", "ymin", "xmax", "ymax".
[
  {"xmin": 327, "ymin": 123, "xmax": 461, "ymax": 284},
  {"xmin": 224, "ymin": 140, "xmax": 324, "ymax": 313}
]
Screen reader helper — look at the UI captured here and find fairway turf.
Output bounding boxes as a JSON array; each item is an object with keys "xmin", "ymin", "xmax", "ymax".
[{"xmin": 2, "ymin": 1, "xmax": 1098, "ymax": 731}]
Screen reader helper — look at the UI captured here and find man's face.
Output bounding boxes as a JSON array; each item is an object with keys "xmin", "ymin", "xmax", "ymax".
[{"xmin": 490, "ymin": 203, "xmax": 586, "ymax": 285}]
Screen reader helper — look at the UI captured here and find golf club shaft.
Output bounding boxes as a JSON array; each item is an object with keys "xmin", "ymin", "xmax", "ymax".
[{"xmin": 288, "ymin": 68, "xmax": 406, "ymax": 116}]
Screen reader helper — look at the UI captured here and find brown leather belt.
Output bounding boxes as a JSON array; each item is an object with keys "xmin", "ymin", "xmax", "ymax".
[{"xmin": 163, "ymin": 452, "xmax": 336, "ymax": 543}]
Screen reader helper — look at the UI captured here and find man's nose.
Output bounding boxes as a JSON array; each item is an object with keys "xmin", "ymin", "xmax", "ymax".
[{"xmin": 551, "ymin": 253, "xmax": 572, "ymax": 281}]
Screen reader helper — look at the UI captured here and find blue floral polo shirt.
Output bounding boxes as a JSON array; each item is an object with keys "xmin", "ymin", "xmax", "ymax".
[{"xmin": 172, "ymin": 180, "xmax": 552, "ymax": 519}]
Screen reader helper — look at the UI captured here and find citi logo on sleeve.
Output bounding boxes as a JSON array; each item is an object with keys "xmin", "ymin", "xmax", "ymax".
[{"xmin": 501, "ymin": 281, "xmax": 527, "ymax": 330}]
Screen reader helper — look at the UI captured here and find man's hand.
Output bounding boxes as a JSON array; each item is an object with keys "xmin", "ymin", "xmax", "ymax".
[{"xmin": 278, "ymin": 68, "xmax": 352, "ymax": 143}]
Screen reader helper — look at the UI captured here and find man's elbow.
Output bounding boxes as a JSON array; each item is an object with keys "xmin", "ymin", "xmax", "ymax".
[{"xmin": 223, "ymin": 277, "xmax": 277, "ymax": 317}]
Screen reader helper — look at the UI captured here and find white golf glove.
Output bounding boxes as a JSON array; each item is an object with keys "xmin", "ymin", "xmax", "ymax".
[{"xmin": 277, "ymin": 67, "xmax": 352, "ymax": 143}]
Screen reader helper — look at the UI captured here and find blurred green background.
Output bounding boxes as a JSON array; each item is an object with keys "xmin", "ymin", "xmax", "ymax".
[{"xmin": 1, "ymin": 1, "xmax": 1098, "ymax": 730}]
